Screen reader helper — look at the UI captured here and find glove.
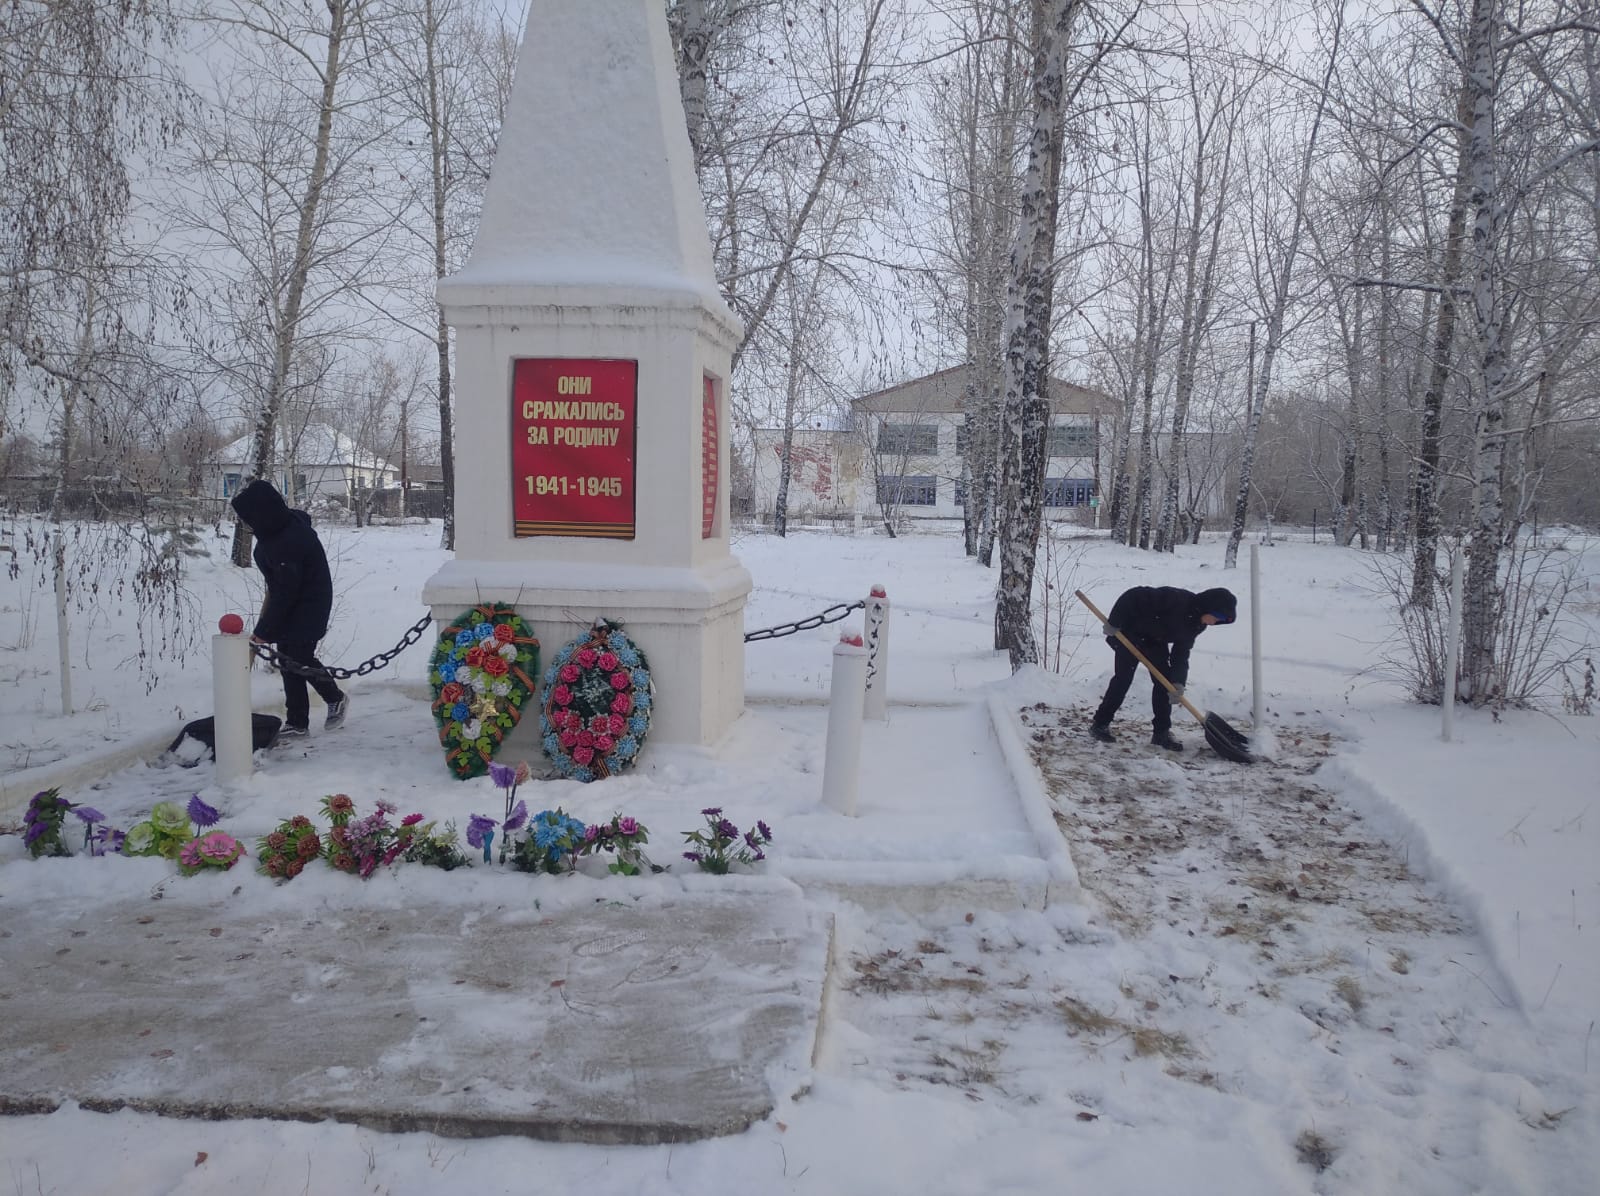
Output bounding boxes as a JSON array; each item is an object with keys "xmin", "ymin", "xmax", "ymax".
[
  {"xmin": 1171, "ymin": 683, "xmax": 1185, "ymax": 696},
  {"xmin": 1102, "ymin": 622, "xmax": 1120, "ymax": 638}
]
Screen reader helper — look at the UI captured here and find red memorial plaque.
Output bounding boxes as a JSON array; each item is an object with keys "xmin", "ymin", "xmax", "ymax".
[
  {"xmin": 702, "ymin": 375, "xmax": 718, "ymax": 539},
  {"xmin": 512, "ymin": 358, "xmax": 637, "ymax": 539}
]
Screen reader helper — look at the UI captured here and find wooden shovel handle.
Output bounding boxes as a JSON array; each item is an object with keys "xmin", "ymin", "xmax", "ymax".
[{"xmin": 1073, "ymin": 590, "xmax": 1208, "ymax": 724}]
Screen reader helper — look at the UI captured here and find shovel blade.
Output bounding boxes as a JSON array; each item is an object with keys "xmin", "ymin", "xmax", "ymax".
[{"xmin": 1203, "ymin": 712, "xmax": 1255, "ymax": 765}]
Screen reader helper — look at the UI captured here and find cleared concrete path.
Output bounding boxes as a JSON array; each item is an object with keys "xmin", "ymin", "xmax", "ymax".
[{"xmin": 0, "ymin": 895, "xmax": 829, "ymax": 1144}]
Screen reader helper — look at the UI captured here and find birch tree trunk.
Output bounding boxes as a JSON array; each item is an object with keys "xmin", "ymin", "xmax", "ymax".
[
  {"xmin": 1407, "ymin": 79, "xmax": 1474, "ymax": 603},
  {"xmin": 994, "ymin": 0, "xmax": 1084, "ymax": 668},
  {"xmin": 229, "ymin": 0, "xmax": 353, "ymax": 568}
]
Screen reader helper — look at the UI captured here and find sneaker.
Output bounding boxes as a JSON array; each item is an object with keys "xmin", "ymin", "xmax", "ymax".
[
  {"xmin": 1151, "ymin": 729, "xmax": 1184, "ymax": 752},
  {"xmin": 277, "ymin": 724, "xmax": 309, "ymax": 742},
  {"xmin": 1089, "ymin": 722, "xmax": 1115, "ymax": 743},
  {"xmin": 324, "ymin": 695, "xmax": 349, "ymax": 731}
]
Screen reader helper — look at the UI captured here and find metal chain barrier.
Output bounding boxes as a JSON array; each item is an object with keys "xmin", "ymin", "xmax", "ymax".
[
  {"xmin": 254, "ymin": 612, "xmax": 437, "ymax": 680},
  {"xmin": 258, "ymin": 599, "xmax": 863, "ymax": 674},
  {"xmin": 744, "ymin": 600, "xmax": 865, "ymax": 643}
]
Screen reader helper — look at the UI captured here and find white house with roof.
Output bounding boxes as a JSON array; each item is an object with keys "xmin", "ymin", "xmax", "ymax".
[
  {"xmin": 750, "ymin": 365, "xmax": 1111, "ymax": 525},
  {"xmin": 206, "ymin": 423, "xmax": 398, "ymax": 505}
]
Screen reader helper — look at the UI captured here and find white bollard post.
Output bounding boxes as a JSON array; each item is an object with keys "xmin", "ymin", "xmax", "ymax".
[
  {"xmin": 821, "ymin": 632, "xmax": 869, "ymax": 816},
  {"xmin": 213, "ymin": 615, "xmax": 254, "ymax": 783},
  {"xmin": 1250, "ymin": 544, "xmax": 1264, "ymax": 731},
  {"xmin": 863, "ymin": 585, "xmax": 890, "ymax": 721},
  {"xmin": 1442, "ymin": 550, "xmax": 1464, "ymax": 743}
]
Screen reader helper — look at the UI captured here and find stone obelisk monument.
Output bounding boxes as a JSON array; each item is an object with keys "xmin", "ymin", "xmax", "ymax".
[{"xmin": 422, "ymin": 0, "xmax": 749, "ymax": 747}]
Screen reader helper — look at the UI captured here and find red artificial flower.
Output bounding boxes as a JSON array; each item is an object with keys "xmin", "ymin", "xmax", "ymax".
[
  {"xmin": 493, "ymin": 623, "xmax": 515, "ymax": 643},
  {"xmin": 465, "ymin": 645, "xmax": 486, "ymax": 668},
  {"xmin": 559, "ymin": 663, "xmax": 580, "ymax": 683},
  {"xmin": 610, "ymin": 671, "xmax": 630, "ymax": 690},
  {"xmin": 598, "ymin": 652, "xmax": 619, "ymax": 671},
  {"xmin": 595, "ymin": 734, "xmax": 615, "ymax": 753},
  {"xmin": 589, "ymin": 714, "xmax": 609, "ymax": 733},
  {"xmin": 401, "ymin": 813, "xmax": 425, "ymax": 827},
  {"xmin": 440, "ymin": 681, "xmax": 464, "ymax": 704},
  {"xmin": 576, "ymin": 648, "xmax": 598, "ymax": 669},
  {"xmin": 559, "ymin": 731, "xmax": 578, "ymax": 748},
  {"xmin": 611, "ymin": 694, "xmax": 632, "ymax": 715},
  {"xmin": 483, "ymin": 655, "xmax": 509, "ymax": 677},
  {"xmin": 577, "ymin": 730, "xmax": 596, "ymax": 748},
  {"xmin": 572, "ymin": 746, "xmax": 594, "ymax": 765},
  {"xmin": 608, "ymin": 714, "xmax": 626, "ymax": 735},
  {"xmin": 551, "ymin": 685, "xmax": 572, "ymax": 706}
]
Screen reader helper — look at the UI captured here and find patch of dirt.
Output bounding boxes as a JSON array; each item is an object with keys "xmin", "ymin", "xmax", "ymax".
[{"xmin": 1020, "ymin": 702, "xmax": 1466, "ymax": 948}]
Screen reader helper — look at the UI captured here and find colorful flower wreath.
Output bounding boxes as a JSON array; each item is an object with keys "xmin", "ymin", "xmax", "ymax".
[
  {"xmin": 539, "ymin": 620, "xmax": 652, "ymax": 782},
  {"xmin": 428, "ymin": 604, "xmax": 540, "ymax": 779}
]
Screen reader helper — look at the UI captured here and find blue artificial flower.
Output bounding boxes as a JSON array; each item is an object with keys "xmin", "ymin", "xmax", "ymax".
[
  {"xmin": 629, "ymin": 715, "xmax": 648, "ymax": 735},
  {"xmin": 452, "ymin": 701, "xmax": 470, "ymax": 720},
  {"xmin": 439, "ymin": 663, "xmax": 457, "ymax": 682},
  {"xmin": 573, "ymin": 767, "xmax": 594, "ymax": 783},
  {"xmin": 616, "ymin": 735, "xmax": 638, "ymax": 759},
  {"xmin": 542, "ymin": 733, "xmax": 561, "ymax": 755},
  {"xmin": 532, "ymin": 813, "xmax": 561, "ymax": 849},
  {"xmin": 618, "ymin": 647, "xmax": 641, "ymax": 667},
  {"xmin": 634, "ymin": 692, "xmax": 652, "ymax": 711},
  {"xmin": 630, "ymin": 668, "xmax": 649, "ymax": 689},
  {"xmin": 476, "ymin": 623, "xmax": 495, "ymax": 641},
  {"xmin": 456, "ymin": 630, "xmax": 475, "ymax": 648}
]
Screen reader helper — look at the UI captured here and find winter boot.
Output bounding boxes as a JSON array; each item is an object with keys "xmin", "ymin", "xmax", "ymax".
[
  {"xmin": 1089, "ymin": 722, "xmax": 1115, "ymax": 744},
  {"xmin": 1151, "ymin": 729, "xmax": 1183, "ymax": 752}
]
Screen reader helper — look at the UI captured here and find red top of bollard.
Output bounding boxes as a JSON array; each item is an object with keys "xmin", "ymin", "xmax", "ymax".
[
  {"xmin": 218, "ymin": 613, "xmax": 245, "ymax": 635},
  {"xmin": 839, "ymin": 630, "xmax": 864, "ymax": 647},
  {"xmin": 870, "ymin": 585, "xmax": 887, "ymax": 598}
]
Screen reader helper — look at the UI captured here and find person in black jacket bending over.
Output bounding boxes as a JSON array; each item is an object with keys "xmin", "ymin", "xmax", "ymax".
[
  {"xmin": 1090, "ymin": 585, "xmax": 1236, "ymax": 751},
  {"xmin": 230, "ymin": 479, "xmax": 348, "ymax": 740}
]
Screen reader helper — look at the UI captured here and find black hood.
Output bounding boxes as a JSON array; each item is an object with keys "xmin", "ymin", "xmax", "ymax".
[
  {"xmin": 1194, "ymin": 587, "xmax": 1237, "ymax": 624},
  {"xmin": 231, "ymin": 479, "xmax": 294, "ymax": 537}
]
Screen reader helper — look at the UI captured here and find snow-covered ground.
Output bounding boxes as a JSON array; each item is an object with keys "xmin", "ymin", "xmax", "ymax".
[{"xmin": 1, "ymin": 517, "xmax": 1596, "ymax": 1194}]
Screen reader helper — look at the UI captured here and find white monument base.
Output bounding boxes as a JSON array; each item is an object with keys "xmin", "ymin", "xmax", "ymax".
[{"xmin": 423, "ymin": 556, "xmax": 751, "ymax": 749}]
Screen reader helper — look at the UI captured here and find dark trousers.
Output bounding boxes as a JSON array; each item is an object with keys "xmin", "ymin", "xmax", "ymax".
[
  {"xmin": 276, "ymin": 638, "xmax": 345, "ymax": 730},
  {"xmin": 1092, "ymin": 638, "xmax": 1172, "ymax": 733}
]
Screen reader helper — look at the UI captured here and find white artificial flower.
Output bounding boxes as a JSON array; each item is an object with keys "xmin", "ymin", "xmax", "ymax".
[
  {"xmin": 463, "ymin": 719, "xmax": 483, "ymax": 739},
  {"xmin": 499, "ymin": 642, "xmax": 517, "ymax": 660},
  {"xmin": 493, "ymin": 681, "xmax": 511, "ymax": 697}
]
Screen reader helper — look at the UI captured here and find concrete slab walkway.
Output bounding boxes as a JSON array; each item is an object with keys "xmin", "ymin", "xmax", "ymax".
[{"xmin": 0, "ymin": 894, "xmax": 829, "ymax": 1144}]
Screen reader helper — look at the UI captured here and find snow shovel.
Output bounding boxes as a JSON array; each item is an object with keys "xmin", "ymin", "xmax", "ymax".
[{"xmin": 1074, "ymin": 590, "xmax": 1255, "ymax": 765}]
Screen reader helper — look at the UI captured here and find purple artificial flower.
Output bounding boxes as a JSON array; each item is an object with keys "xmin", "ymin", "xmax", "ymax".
[
  {"xmin": 465, "ymin": 813, "xmax": 498, "ymax": 850},
  {"xmin": 91, "ymin": 826, "xmax": 126, "ymax": 857},
  {"xmin": 744, "ymin": 830, "xmax": 761, "ymax": 850},
  {"xmin": 489, "ymin": 761, "xmax": 516, "ymax": 789},
  {"xmin": 22, "ymin": 821, "xmax": 46, "ymax": 846},
  {"xmin": 757, "ymin": 820, "xmax": 773, "ymax": 842},
  {"xmin": 583, "ymin": 823, "xmax": 600, "ymax": 842},
  {"xmin": 503, "ymin": 801, "xmax": 528, "ymax": 832},
  {"xmin": 716, "ymin": 819, "xmax": 739, "ymax": 841},
  {"xmin": 375, "ymin": 799, "xmax": 397, "ymax": 816},
  {"xmin": 186, "ymin": 795, "xmax": 219, "ymax": 828},
  {"xmin": 616, "ymin": 817, "xmax": 638, "ymax": 837},
  {"xmin": 73, "ymin": 806, "xmax": 106, "ymax": 825},
  {"xmin": 700, "ymin": 806, "xmax": 723, "ymax": 818},
  {"xmin": 683, "ymin": 851, "xmax": 703, "ymax": 863}
]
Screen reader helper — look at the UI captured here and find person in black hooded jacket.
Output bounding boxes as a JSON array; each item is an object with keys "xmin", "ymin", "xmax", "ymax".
[
  {"xmin": 1090, "ymin": 585, "xmax": 1236, "ymax": 751},
  {"xmin": 230, "ymin": 479, "xmax": 347, "ymax": 739}
]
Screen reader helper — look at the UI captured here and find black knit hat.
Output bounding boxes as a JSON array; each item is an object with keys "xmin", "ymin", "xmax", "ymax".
[{"xmin": 1195, "ymin": 587, "xmax": 1237, "ymax": 624}]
